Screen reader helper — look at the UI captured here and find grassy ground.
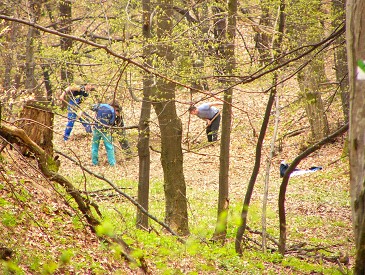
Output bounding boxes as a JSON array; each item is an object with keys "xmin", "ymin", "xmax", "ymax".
[
  {"xmin": 0, "ymin": 88, "xmax": 353, "ymax": 274},
  {"xmin": 0, "ymin": 134, "xmax": 352, "ymax": 274}
]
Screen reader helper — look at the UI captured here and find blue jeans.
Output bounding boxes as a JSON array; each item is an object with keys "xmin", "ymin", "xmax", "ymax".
[
  {"xmin": 64, "ymin": 110, "xmax": 92, "ymax": 141},
  {"xmin": 91, "ymin": 129, "xmax": 116, "ymax": 166}
]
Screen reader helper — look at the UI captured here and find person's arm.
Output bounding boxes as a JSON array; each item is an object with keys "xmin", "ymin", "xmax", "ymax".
[
  {"xmin": 208, "ymin": 101, "xmax": 223, "ymax": 107},
  {"xmin": 59, "ymin": 85, "xmax": 80, "ymax": 101},
  {"xmin": 59, "ymin": 90, "xmax": 67, "ymax": 101}
]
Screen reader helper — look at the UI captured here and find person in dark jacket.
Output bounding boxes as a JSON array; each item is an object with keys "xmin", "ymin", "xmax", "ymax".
[
  {"xmin": 60, "ymin": 84, "xmax": 95, "ymax": 141},
  {"xmin": 189, "ymin": 101, "xmax": 223, "ymax": 142},
  {"xmin": 90, "ymin": 103, "xmax": 116, "ymax": 166}
]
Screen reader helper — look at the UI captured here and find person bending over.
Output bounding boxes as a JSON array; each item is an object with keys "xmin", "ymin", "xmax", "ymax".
[
  {"xmin": 91, "ymin": 103, "xmax": 117, "ymax": 166},
  {"xmin": 188, "ymin": 101, "xmax": 223, "ymax": 142},
  {"xmin": 60, "ymin": 83, "xmax": 95, "ymax": 141}
]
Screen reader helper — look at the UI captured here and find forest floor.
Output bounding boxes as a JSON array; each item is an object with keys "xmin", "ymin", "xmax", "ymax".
[{"xmin": 0, "ymin": 91, "xmax": 353, "ymax": 274}]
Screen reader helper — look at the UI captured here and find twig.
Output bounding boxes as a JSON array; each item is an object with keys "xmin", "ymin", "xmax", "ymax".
[{"xmin": 55, "ymin": 150, "xmax": 186, "ymax": 243}]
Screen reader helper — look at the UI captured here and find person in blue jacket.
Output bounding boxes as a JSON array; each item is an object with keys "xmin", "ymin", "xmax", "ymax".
[
  {"xmin": 90, "ymin": 103, "xmax": 117, "ymax": 166},
  {"xmin": 60, "ymin": 84, "xmax": 95, "ymax": 141},
  {"xmin": 189, "ymin": 101, "xmax": 223, "ymax": 142}
]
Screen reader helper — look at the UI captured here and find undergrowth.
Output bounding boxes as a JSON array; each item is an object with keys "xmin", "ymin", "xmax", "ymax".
[{"xmin": 0, "ymin": 154, "xmax": 353, "ymax": 274}]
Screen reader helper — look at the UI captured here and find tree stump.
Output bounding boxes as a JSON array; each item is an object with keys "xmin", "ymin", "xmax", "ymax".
[{"xmin": 18, "ymin": 98, "xmax": 54, "ymax": 157}]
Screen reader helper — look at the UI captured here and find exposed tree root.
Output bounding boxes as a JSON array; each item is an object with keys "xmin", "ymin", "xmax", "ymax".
[{"xmin": 0, "ymin": 122, "xmax": 151, "ymax": 273}]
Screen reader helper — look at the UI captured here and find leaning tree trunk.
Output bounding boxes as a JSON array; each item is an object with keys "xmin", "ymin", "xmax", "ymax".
[
  {"xmin": 346, "ymin": 0, "xmax": 365, "ymax": 273},
  {"xmin": 235, "ymin": 0, "xmax": 285, "ymax": 254},
  {"xmin": 153, "ymin": 0, "xmax": 189, "ymax": 236}
]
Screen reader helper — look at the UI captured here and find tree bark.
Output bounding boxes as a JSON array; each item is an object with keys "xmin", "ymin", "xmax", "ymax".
[
  {"xmin": 347, "ymin": 0, "xmax": 365, "ymax": 273},
  {"xmin": 235, "ymin": 90, "xmax": 276, "ymax": 254},
  {"xmin": 136, "ymin": 0, "xmax": 153, "ymax": 230},
  {"xmin": 59, "ymin": 0, "xmax": 73, "ymax": 87},
  {"xmin": 213, "ymin": 0, "xmax": 237, "ymax": 242},
  {"xmin": 2, "ymin": 19, "xmax": 19, "ymax": 91},
  {"xmin": 19, "ymin": 1, "xmax": 54, "ymax": 156},
  {"xmin": 297, "ymin": 62, "xmax": 330, "ymax": 141},
  {"xmin": 153, "ymin": 0, "xmax": 189, "ymax": 235},
  {"xmin": 332, "ymin": 0, "xmax": 349, "ymax": 123},
  {"xmin": 24, "ymin": 0, "xmax": 41, "ymax": 95},
  {"xmin": 17, "ymin": 100, "xmax": 54, "ymax": 157},
  {"xmin": 254, "ymin": 0, "xmax": 272, "ymax": 64}
]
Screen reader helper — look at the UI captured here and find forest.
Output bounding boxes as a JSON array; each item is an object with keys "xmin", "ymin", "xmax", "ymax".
[{"xmin": 1, "ymin": 0, "xmax": 365, "ymax": 274}]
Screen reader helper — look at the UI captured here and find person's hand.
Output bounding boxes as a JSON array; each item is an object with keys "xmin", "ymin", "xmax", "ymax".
[
  {"xmin": 85, "ymin": 84, "xmax": 96, "ymax": 92},
  {"xmin": 78, "ymin": 110, "xmax": 84, "ymax": 117},
  {"xmin": 206, "ymin": 119, "xmax": 211, "ymax": 126},
  {"xmin": 59, "ymin": 91, "xmax": 66, "ymax": 101}
]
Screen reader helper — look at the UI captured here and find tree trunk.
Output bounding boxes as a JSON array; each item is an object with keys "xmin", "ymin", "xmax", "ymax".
[
  {"xmin": 235, "ymin": 90, "xmax": 276, "ymax": 254},
  {"xmin": 2, "ymin": 20, "xmax": 19, "ymax": 91},
  {"xmin": 19, "ymin": 1, "xmax": 54, "ymax": 157},
  {"xmin": 136, "ymin": 0, "xmax": 153, "ymax": 230},
  {"xmin": 213, "ymin": 0, "xmax": 237, "ymax": 242},
  {"xmin": 332, "ymin": 0, "xmax": 349, "ymax": 123},
  {"xmin": 254, "ymin": 0, "xmax": 272, "ymax": 64},
  {"xmin": 286, "ymin": 0, "xmax": 329, "ymax": 141},
  {"xmin": 235, "ymin": 0, "xmax": 286, "ymax": 254},
  {"xmin": 59, "ymin": 0, "xmax": 73, "ymax": 87},
  {"xmin": 24, "ymin": 0, "xmax": 41, "ymax": 95},
  {"xmin": 153, "ymin": 0, "xmax": 189, "ymax": 235},
  {"xmin": 18, "ymin": 100, "xmax": 54, "ymax": 157},
  {"xmin": 278, "ymin": 124, "xmax": 348, "ymax": 254},
  {"xmin": 347, "ymin": 0, "xmax": 365, "ymax": 273},
  {"xmin": 41, "ymin": 65, "xmax": 53, "ymax": 101},
  {"xmin": 297, "ymin": 62, "xmax": 330, "ymax": 141}
]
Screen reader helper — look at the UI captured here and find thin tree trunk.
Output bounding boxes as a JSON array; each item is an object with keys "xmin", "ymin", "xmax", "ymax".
[
  {"xmin": 137, "ymin": 0, "xmax": 153, "ymax": 229},
  {"xmin": 278, "ymin": 123, "xmax": 348, "ymax": 254},
  {"xmin": 332, "ymin": 0, "xmax": 349, "ymax": 123},
  {"xmin": 254, "ymin": 0, "xmax": 272, "ymax": 64},
  {"xmin": 235, "ymin": 0, "xmax": 285, "ymax": 254},
  {"xmin": 262, "ymin": 95, "xmax": 280, "ymax": 251},
  {"xmin": 59, "ymin": 0, "xmax": 73, "ymax": 87},
  {"xmin": 213, "ymin": 0, "xmax": 237, "ymax": 242},
  {"xmin": 24, "ymin": 0, "xmax": 40, "ymax": 95},
  {"xmin": 2, "ymin": 20, "xmax": 19, "ymax": 90},
  {"xmin": 235, "ymin": 90, "xmax": 276, "ymax": 255}
]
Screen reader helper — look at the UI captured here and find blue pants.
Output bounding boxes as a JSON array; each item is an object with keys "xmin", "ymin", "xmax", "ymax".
[
  {"xmin": 64, "ymin": 111, "xmax": 92, "ymax": 141},
  {"xmin": 91, "ymin": 129, "xmax": 116, "ymax": 166}
]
